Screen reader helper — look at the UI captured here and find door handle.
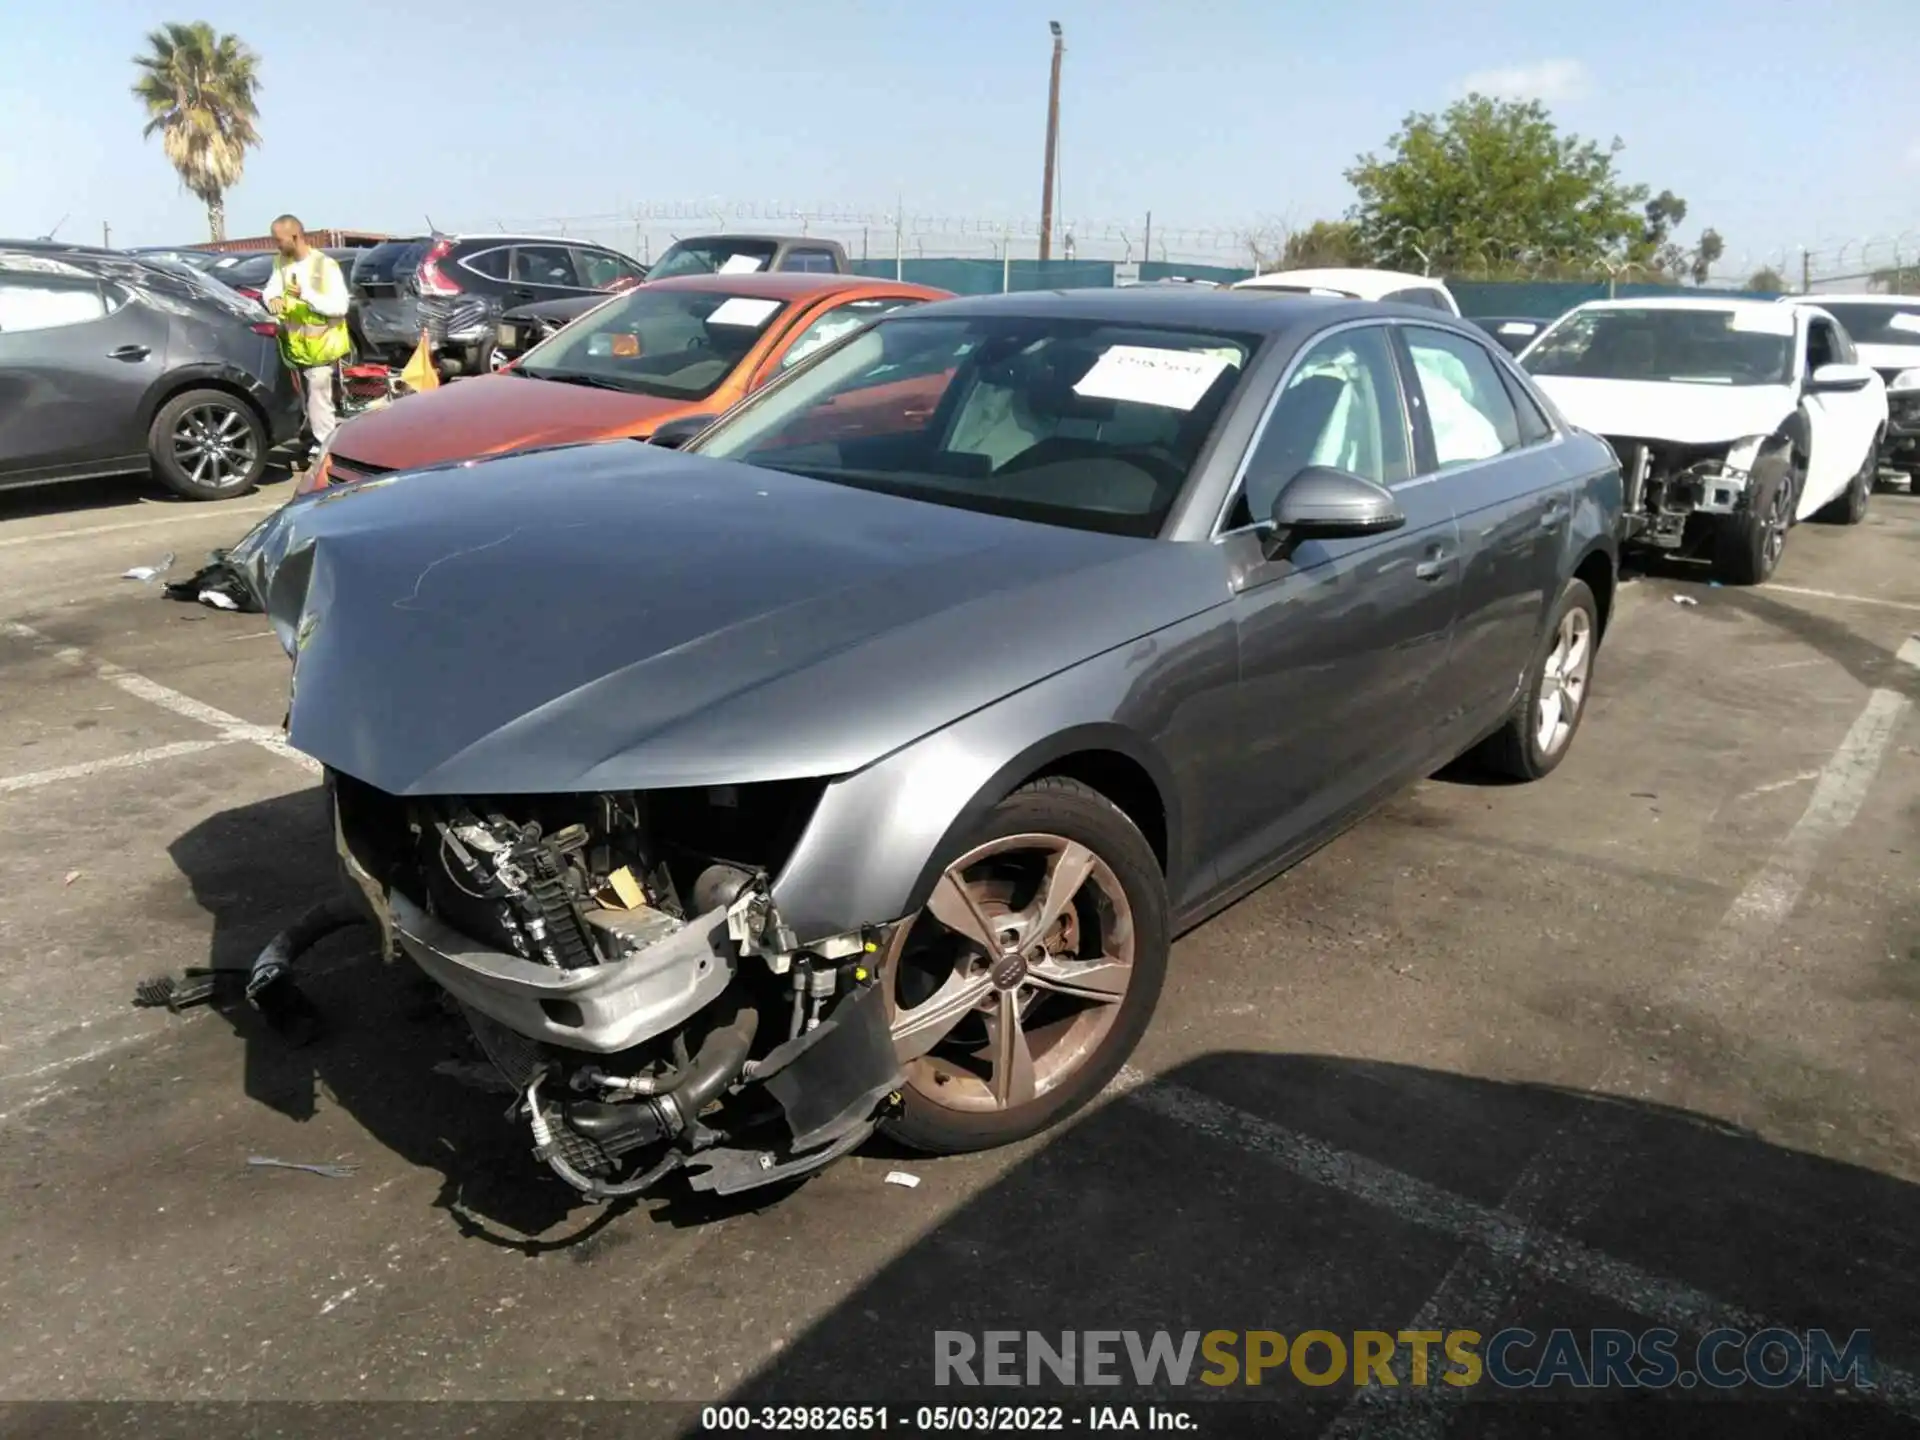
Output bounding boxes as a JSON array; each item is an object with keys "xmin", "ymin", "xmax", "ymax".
[
  {"xmin": 1415, "ymin": 548, "xmax": 1454, "ymax": 581},
  {"xmin": 108, "ymin": 344, "xmax": 150, "ymax": 362},
  {"xmin": 1539, "ymin": 501, "xmax": 1568, "ymax": 529}
]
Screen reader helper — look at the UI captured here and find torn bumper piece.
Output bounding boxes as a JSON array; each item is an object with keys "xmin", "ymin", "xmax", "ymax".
[{"xmin": 390, "ymin": 889, "xmax": 734, "ymax": 1055}]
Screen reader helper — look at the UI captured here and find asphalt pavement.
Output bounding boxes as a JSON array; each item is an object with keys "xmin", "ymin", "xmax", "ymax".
[{"xmin": 1, "ymin": 467, "xmax": 1918, "ymax": 1437}]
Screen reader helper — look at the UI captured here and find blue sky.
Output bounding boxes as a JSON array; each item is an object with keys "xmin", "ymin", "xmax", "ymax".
[{"xmin": 3, "ymin": 0, "xmax": 1915, "ymax": 276}]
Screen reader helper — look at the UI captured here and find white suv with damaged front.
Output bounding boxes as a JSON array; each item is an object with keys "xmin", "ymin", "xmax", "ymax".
[{"xmin": 1520, "ymin": 297, "xmax": 1886, "ymax": 584}]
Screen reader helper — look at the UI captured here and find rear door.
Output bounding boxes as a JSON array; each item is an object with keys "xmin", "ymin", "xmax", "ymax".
[
  {"xmin": 1396, "ymin": 322, "xmax": 1571, "ymax": 748},
  {"xmin": 509, "ymin": 244, "xmax": 590, "ymax": 301},
  {"xmin": 0, "ymin": 270, "xmax": 167, "ymax": 479},
  {"xmin": 1214, "ymin": 321, "xmax": 1462, "ymax": 888}
]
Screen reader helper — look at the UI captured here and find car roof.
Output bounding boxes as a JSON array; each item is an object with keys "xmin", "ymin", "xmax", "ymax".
[
  {"xmin": 1776, "ymin": 292, "xmax": 1920, "ymax": 306},
  {"xmin": 1233, "ymin": 267, "xmax": 1445, "ymax": 298},
  {"xmin": 1567, "ymin": 296, "xmax": 1794, "ymax": 317},
  {"xmin": 638, "ymin": 272, "xmax": 945, "ymax": 300},
  {"xmin": 893, "ymin": 286, "xmax": 1460, "ymax": 335},
  {"xmin": 663, "ymin": 233, "xmax": 837, "ymax": 247}
]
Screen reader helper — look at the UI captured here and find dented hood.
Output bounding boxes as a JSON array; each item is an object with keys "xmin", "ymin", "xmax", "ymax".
[
  {"xmin": 1529, "ymin": 376, "xmax": 1795, "ymax": 445},
  {"xmin": 266, "ymin": 443, "xmax": 1228, "ymax": 796}
]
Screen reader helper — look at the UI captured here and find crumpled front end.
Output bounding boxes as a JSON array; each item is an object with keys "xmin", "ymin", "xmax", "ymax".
[
  {"xmin": 331, "ymin": 771, "xmax": 906, "ymax": 1200},
  {"xmin": 1602, "ymin": 434, "xmax": 1772, "ymax": 548}
]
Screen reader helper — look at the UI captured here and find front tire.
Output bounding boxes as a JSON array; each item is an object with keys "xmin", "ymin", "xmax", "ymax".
[
  {"xmin": 148, "ymin": 388, "xmax": 267, "ymax": 500},
  {"xmin": 1471, "ymin": 577, "xmax": 1599, "ymax": 782},
  {"xmin": 879, "ymin": 776, "xmax": 1168, "ymax": 1155},
  {"xmin": 1712, "ymin": 446, "xmax": 1797, "ymax": 585}
]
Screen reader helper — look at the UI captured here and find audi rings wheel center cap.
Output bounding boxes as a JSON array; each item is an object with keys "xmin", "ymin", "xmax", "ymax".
[{"xmin": 990, "ymin": 952, "xmax": 1030, "ymax": 991}]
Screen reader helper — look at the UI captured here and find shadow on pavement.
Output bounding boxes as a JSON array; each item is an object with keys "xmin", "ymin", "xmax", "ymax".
[
  {"xmin": 166, "ymin": 787, "xmax": 622, "ymax": 1249},
  {"xmin": 719, "ymin": 1051, "xmax": 1920, "ymax": 1436},
  {"xmin": 0, "ymin": 459, "xmax": 298, "ymax": 524}
]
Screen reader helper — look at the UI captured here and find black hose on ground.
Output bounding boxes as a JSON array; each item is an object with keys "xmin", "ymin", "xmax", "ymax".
[{"xmin": 246, "ymin": 896, "xmax": 367, "ymax": 1045}]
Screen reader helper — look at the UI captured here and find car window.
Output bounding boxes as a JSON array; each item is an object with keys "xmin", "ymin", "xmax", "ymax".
[
  {"xmin": 1231, "ymin": 325, "xmax": 1409, "ymax": 529},
  {"xmin": 1805, "ymin": 318, "xmax": 1840, "ymax": 372},
  {"xmin": 574, "ymin": 248, "xmax": 644, "ymax": 288},
  {"xmin": 779, "ymin": 248, "xmax": 840, "ymax": 274},
  {"xmin": 1522, "ymin": 307, "xmax": 1794, "ymax": 386},
  {"xmin": 1499, "ymin": 367, "xmax": 1555, "ymax": 446},
  {"xmin": 462, "ymin": 247, "xmax": 510, "ymax": 281},
  {"xmin": 649, "ymin": 239, "xmax": 779, "ymax": 279},
  {"xmin": 515, "ymin": 286, "xmax": 792, "ymax": 400},
  {"xmin": 689, "ymin": 315, "xmax": 1258, "ymax": 539},
  {"xmin": 511, "ymin": 245, "xmax": 579, "ymax": 287},
  {"xmin": 1404, "ymin": 326, "xmax": 1522, "ymax": 467},
  {"xmin": 0, "ymin": 274, "xmax": 111, "ymax": 332},
  {"xmin": 776, "ymin": 297, "xmax": 926, "ymax": 371}
]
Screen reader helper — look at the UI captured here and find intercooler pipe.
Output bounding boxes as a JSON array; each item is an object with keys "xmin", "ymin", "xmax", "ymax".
[{"xmin": 529, "ymin": 1006, "xmax": 760, "ymax": 1199}]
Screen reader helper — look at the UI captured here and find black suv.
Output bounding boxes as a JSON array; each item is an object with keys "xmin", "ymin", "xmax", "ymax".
[
  {"xmin": 0, "ymin": 243, "xmax": 302, "ymax": 500},
  {"xmin": 348, "ymin": 233, "xmax": 646, "ymax": 372}
]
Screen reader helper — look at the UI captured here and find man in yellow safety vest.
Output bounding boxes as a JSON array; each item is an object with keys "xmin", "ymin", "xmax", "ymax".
[{"xmin": 261, "ymin": 214, "xmax": 352, "ymax": 457}]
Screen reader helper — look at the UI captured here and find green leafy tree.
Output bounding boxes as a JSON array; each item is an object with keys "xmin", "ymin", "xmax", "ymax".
[
  {"xmin": 1746, "ymin": 266, "xmax": 1788, "ymax": 294},
  {"xmin": 131, "ymin": 21, "xmax": 262, "ymax": 242},
  {"xmin": 1346, "ymin": 95, "xmax": 1649, "ymax": 274},
  {"xmin": 1283, "ymin": 219, "xmax": 1368, "ymax": 269},
  {"xmin": 1690, "ymin": 229, "xmax": 1725, "ymax": 285}
]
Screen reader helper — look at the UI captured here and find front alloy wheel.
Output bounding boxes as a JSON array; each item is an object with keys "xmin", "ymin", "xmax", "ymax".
[
  {"xmin": 881, "ymin": 777, "xmax": 1168, "ymax": 1153},
  {"xmin": 1535, "ymin": 605, "xmax": 1592, "ymax": 759}
]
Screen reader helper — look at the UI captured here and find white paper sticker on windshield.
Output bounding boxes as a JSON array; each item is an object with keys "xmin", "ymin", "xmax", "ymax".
[
  {"xmin": 1073, "ymin": 345, "xmax": 1233, "ymax": 409},
  {"xmin": 1498, "ymin": 321, "xmax": 1539, "ymax": 336},
  {"xmin": 718, "ymin": 254, "xmax": 766, "ymax": 275},
  {"xmin": 707, "ymin": 296, "xmax": 782, "ymax": 328},
  {"xmin": 1727, "ymin": 307, "xmax": 1795, "ymax": 336},
  {"xmin": 1886, "ymin": 312, "xmax": 1920, "ymax": 335}
]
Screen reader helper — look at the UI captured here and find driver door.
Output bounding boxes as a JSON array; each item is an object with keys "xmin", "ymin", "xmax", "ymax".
[
  {"xmin": 1798, "ymin": 312, "xmax": 1866, "ymax": 515},
  {"xmin": 1212, "ymin": 322, "xmax": 1462, "ymax": 892}
]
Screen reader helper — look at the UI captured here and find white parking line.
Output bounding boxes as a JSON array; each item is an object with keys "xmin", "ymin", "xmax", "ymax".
[
  {"xmin": 1, "ymin": 621, "xmax": 317, "ymax": 774},
  {"xmin": 1311, "ymin": 633, "xmax": 1920, "ymax": 1433},
  {"xmin": 0, "ymin": 739, "xmax": 234, "ymax": 794},
  {"xmin": 1766, "ymin": 584, "xmax": 1920, "ymax": 614},
  {"xmin": 1106, "ymin": 1067, "xmax": 1920, "ymax": 1419},
  {"xmin": 0, "ymin": 501, "xmax": 281, "ymax": 550}
]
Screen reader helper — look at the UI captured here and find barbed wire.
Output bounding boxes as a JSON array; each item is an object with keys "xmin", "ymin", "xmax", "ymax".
[{"xmin": 451, "ymin": 201, "xmax": 1920, "ymax": 291}]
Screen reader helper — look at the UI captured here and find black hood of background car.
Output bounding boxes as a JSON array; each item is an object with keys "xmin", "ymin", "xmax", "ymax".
[{"xmin": 267, "ymin": 443, "xmax": 1230, "ymax": 796}]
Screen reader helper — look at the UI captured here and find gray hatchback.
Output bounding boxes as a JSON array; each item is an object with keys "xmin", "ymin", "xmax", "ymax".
[{"xmin": 0, "ymin": 244, "xmax": 302, "ymax": 500}]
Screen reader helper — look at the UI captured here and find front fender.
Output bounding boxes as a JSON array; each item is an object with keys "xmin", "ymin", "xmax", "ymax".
[{"xmin": 770, "ymin": 604, "xmax": 1234, "ymax": 940}]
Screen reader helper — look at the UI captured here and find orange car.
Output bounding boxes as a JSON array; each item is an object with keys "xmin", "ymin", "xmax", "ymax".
[{"xmin": 301, "ymin": 272, "xmax": 950, "ymax": 492}]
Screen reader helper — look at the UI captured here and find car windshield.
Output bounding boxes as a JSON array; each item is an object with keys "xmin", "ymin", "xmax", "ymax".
[
  {"xmin": 1818, "ymin": 302, "xmax": 1920, "ymax": 348},
  {"xmin": 209, "ymin": 252, "xmax": 276, "ymax": 285},
  {"xmin": 513, "ymin": 287, "xmax": 790, "ymax": 399},
  {"xmin": 648, "ymin": 240, "xmax": 779, "ymax": 279},
  {"xmin": 1522, "ymin": 307, "xmax": 1794, "ymax": 386},
  {"xmin": 687, "ymin": 314, "xmax": 1258, "ymax": 538}
]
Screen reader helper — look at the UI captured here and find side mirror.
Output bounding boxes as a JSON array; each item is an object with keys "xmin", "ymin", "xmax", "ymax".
[
  {"xmin": 1268, "ymin": 466, "xmax": 1406, "ymax": 543},
  {"xmin": 1807, "ymin": 362, "xmax": 1873, "ymax": 395},
  {"xmin": 648, "ymin": 414, "xmax": 720, "ymax": 450}
]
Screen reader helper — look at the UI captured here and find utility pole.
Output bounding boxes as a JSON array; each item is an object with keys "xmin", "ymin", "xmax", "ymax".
[
  {"xmin": 1800, "ymin": 246, "xmax": 1811, "ymax": 295},
  {"xmin": 1142, "ymin": 211, "xmax": 1151, "ymax": 271},
  {"xmin": 102, "ymin": 221, "xmax": 111, "ymax": 249},
  {"xmin": 1038, "ymin": 21, "xmax": 1064, "ymax": 262}
]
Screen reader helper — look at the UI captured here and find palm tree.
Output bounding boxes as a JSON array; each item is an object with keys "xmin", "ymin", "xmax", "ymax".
[{"xmin": 131, "ymin": 22, "xmax": 262, "ymax": 243}]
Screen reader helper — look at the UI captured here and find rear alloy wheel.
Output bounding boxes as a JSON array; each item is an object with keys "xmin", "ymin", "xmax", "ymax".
[
  {"xmin": 148, "ymin": 388, "xmax": 267, "ymax": 500},
  {"xmin": 880, "ymin": 777, "xmax": 1168, "ymax": 1154},
  {"xmin": 1471, "ymin": 578, "xmax": 1599, "ymax": 782},
  {"xmin": 1817, "ymin": 439, "xmax": 1876, "ymax": 525}
]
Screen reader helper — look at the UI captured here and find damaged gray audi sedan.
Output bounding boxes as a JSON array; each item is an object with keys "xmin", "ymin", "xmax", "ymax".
[{"xmin": 257, "ymin": 287, "xmax": 1622, "ymax": 1200}]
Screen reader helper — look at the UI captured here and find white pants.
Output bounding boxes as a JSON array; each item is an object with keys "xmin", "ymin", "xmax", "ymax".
[{"xmin": 301, "ymin": 365, "xmax": 338, "ymax": 447}]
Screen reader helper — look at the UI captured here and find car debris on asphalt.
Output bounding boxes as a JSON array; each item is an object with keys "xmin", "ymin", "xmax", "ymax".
[
  {"xmin": 121, "ymin": 552, "xmax": 176, "ymax": 582},
  {"xmin": 247, "ymin": 1156, "xmax": 358, "ymax": 1179}
]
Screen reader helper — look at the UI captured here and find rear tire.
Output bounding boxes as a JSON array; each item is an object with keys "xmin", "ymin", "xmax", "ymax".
[
  {"xmin": 148, "ymin": 388, "xmax": 267, "ymax": 501},
  {"xmin": 1711, "ymin": 446, "xmax": 1797, "ymax": 585},
  {"xmin": 879, "ymin": 776, "xmax": 1168, "ymax": 1156},
  {"xmin": 1471, "ymin": 578, "xmax": 1599, "ymax": 782},
  {"xmin": 1817, "ymin": 439, "xmax": 1876, "ymax": 525}
]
